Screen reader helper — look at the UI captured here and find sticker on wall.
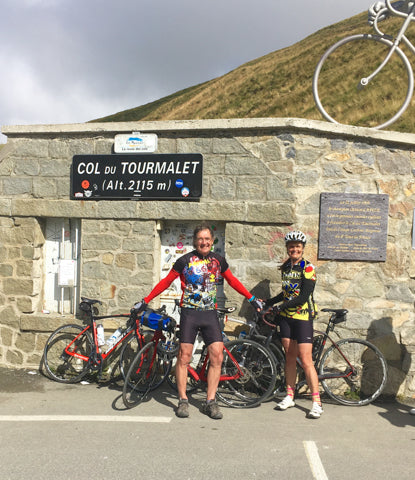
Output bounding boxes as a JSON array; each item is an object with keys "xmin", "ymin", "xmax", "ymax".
[{"xmin": 181, "ymin": 187, "xmax": 190, "ymax": 197}]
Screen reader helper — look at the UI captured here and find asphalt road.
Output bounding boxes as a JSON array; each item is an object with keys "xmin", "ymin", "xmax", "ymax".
[{"xmin": 0, "ymin": 368, "xmax": 414, "ymax": 480}]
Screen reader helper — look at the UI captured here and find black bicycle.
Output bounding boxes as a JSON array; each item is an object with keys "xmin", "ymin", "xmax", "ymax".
[{"xmin": 247, "ymin": 307, "xmax": 388, "ymax": 406}]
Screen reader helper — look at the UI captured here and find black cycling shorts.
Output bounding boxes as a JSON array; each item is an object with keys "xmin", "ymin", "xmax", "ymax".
[
  {"xmin": 277, "ymin": 314, "xmax": 313, "ymax": 344},
  {"xmin": 179, "ymin": 308, "xmax": 223, "ymax": 346}
]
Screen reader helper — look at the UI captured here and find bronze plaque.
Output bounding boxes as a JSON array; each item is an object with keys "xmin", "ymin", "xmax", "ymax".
[{"xmin": 318, "ymin": 193, "xmax": 389, "ymax": 261}]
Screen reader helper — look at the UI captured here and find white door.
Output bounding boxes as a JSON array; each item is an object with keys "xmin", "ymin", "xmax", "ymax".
[{"xmin": 159, "ymin": 221, "xmax": 225, "ymax": 320}]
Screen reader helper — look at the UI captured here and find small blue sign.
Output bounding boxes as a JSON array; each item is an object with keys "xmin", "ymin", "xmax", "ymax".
[{"xmin": 175, "ymin": 179, "xmax": 184, "ymax": 188}]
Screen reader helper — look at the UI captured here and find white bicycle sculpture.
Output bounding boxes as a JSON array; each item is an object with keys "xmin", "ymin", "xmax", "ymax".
[{"xmin": 313, "ymin": 1, "xmax": 415, "ymax": 129}]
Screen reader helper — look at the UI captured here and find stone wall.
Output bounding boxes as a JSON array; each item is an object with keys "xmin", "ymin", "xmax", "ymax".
[
  {"xmin": 81, "ymin": 219, "xmax": 157, "ymax": 308},
  {"xmin": 0, "ymin": 216, "xmax": 46, "ymax": 366},
  {"xmin": 1, "ymin": 118, "xmax": 415, "ymax": 398}
]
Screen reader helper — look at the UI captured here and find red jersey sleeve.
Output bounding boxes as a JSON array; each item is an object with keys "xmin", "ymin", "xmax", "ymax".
[
  {"xmin": 144, "ymin": 269, "xmax": 180, "ymax": 304},
  {"xmin": 222, "ymin": 269, "xmax": 252, "ymax": 300}
]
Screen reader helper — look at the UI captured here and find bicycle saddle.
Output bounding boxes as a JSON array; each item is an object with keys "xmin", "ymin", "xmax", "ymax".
[
  {"xmin": 80, "ymin": 297, "xmax": 102, "ymax": 305},
  {"xmin": 79, "ymin": 297, "xmax": 102, "ymax": 311}
]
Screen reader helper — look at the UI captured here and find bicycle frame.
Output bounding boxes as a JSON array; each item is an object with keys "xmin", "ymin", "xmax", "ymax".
[
  {"xmin": 372, "ymin": 1, "xmax": 415, "ymax": 57},
  {"xmin": 353, "ymin": 2, "xmax": 415, "ymax": 91},
  {"xmin": 171, "ymin": 301, "xmax": 243, "ymax": 383},
  {"xmin": 63, "ymin": 306, "xmax": 145, "ymax": 375},
  {"xmin": 130, "ymin": 329, "xmax": 168, "ymax": 383},
  {"xmin": 295, "ymin": 325, "xmax": 357, "ymax": 391},
  {"xmin": 66, "ymin": 315, "xmax": 136, "ymax": 362},
  {"xmin": 186, "ymin": 342, "xmax": 245, "ymax": 384}
]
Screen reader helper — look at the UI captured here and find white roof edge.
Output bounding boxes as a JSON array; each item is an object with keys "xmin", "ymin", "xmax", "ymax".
[{"xmin": 2, "ymin": 117, "xmax": 415, "ymax": 145}]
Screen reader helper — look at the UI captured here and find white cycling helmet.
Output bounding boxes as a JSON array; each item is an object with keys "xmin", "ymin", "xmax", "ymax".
[{"xmin": 285, "ymin": 230, "xmax": 307, "ymax": 245}]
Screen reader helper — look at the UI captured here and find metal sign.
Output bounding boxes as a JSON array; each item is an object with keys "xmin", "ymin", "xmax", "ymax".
[
  {"xmin": 71, "ymin": 154, "xmax": 203, "ymax": 200},
  {"xmin": 114, "ymin": 132, "xmax": 158, "ymax": 153},
  {"xmin": 318, "ymin": 192, "xmax": 389, "ymax": 261},
  {"xmin": 58, "ymin": 259, "xmax": 76, "ymax": 287}
]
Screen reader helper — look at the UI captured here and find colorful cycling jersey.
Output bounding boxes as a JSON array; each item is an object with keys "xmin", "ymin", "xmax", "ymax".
[
  {"xmin": 173, "ymin": 250, "xmax": 229, "ymax": 310},
  {"xmin": 279, "ymin": 259, "xmax": 317, "ymax": 321}
]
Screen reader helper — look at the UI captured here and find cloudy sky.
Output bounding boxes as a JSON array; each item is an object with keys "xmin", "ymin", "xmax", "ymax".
[{"xmin": 0, "ymin": 0, "xmax": 369, "ymax": 143}]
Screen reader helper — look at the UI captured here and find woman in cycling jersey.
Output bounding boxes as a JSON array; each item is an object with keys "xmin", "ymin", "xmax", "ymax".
[{"xmin": 265, "ymin": 231, "xmax": 322, "ymax": 419}]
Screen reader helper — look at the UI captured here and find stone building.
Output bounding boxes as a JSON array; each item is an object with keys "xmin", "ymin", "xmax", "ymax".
[{"xmin": 0, "ymin": 117, "xmax": 414, "ymax": 398}]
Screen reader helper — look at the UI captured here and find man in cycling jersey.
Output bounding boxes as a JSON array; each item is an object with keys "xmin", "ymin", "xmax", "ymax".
[
  {"xmin": 265, "ymin": 230, "xmax": 322, "ymax": 419},
  {"xmin": 134, "ymin": 222, "xmax": 261, "ymax": 419}
]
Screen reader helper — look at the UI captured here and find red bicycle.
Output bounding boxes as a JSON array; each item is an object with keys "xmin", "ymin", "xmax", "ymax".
[
  {"xmin": 122, "ymin": 309, "xmax": 278, "ymax": 409},
  {"xmin": 43, "ymin": 297, "xmax": 155, "ymax": 383}
]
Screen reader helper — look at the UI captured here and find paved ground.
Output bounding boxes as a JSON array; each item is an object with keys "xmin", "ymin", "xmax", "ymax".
[{"xmin": 0, "ymin": 367, "xmax": 415, "ymax": 480}]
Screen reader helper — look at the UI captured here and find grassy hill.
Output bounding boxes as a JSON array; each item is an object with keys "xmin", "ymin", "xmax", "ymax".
[{"xmin": 91, "ymin": 11, "xmax": 415, "ymax": 132}]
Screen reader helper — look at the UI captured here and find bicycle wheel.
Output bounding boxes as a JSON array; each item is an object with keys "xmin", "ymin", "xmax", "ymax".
[
  {"xmin": 268, "ymin": 342, "xmax": 286, "ymax": 398},
  {"xmin": 216, "ymin": 339, "xmax": 278, "ymax": 408},
  {"xmin": 122, "ymin": 342, "xmax": 170, "ymax": 409},
  {"xmin": 43, "ymin": 324, "xmax": 93, "ymax": 383},
  {"xmin": 249, "ymin": 334, "xmax": 286, "ymax": 399},
  {"xmin": 313, "ymin": 34, "xmax": 414, "ymax": 129},
  {"xmin": 119, "ymin": 331, "xmax": 148, "ymax": 379},
  {"xmin": 319, "ymin": 338, "xmax": 388, "ymax": 406}
]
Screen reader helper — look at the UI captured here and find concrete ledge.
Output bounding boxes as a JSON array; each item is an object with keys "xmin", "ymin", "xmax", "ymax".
[
  {"xmin": 20, "ymin": 314, "xmax": 128, "ymax": 333},
  {"xmin": 3, "ymin": 117, "xmax": 415, "ymax": 146},
  {"xmin": 10, "ymin": 199, "xmax": 295, "ymax": 223},
  {"xmin": 20, "ymin": 314, "xmax": 83, "ymax": 333}
]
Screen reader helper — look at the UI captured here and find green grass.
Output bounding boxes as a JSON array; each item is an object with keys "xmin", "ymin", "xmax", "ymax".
[{"xmin": 90, "ymin": 11, "xmax": 415, "ymax": 133}]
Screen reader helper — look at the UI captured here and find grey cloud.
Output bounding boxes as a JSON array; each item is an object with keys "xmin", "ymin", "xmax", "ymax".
[{"xmin": 0, "ymin": 0, "xmax": 366, "ymax": 142}]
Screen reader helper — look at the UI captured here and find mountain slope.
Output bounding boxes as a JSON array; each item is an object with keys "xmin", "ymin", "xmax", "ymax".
[{"xmin": 91, "ymin": 11, "xmax": 415, "ymax": 132}]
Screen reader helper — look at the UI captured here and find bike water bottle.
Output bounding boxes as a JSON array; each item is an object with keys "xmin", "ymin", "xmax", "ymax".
[
  {"xmin": 97, "ymin": 324, "xmax": 105, "ymax": 346},
  {"xmin": 106, "ymin": 328, "xmax": 123, "ymax": 349}
]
